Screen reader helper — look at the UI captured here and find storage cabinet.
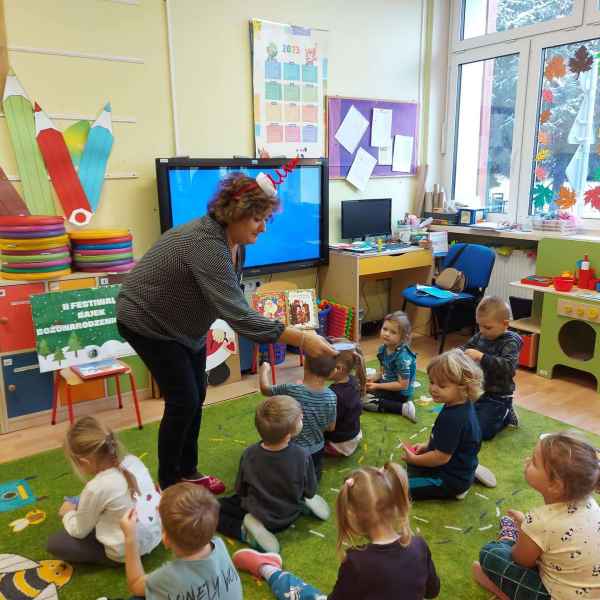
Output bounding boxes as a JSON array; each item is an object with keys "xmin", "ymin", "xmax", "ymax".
[
  {"xmin": 0, "ymin": 283, "xmax": 44, "ymax": 352},
  {"xmin": 2, "ymin": 351, "xmax": 53, "ymax": 418}
]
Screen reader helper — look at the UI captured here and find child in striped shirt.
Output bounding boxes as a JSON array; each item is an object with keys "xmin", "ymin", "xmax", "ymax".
[{"xmin": 259, "ymin": 354, "xmax": 337, "ymax": 481}]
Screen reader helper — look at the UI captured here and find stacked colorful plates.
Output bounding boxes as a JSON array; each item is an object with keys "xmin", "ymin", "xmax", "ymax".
[
  {"xmin": 0, "ymin": 215, "xmax": 71, "ymax": 280},
  {"xmin": 70, "ymin": 229, "xmax": 134, "ymax": 273}
]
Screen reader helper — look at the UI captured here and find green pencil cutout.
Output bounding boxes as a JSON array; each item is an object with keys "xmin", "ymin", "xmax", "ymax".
[{"xmin": 3, "ymin": 69, "xmax": 55, "ymax": 215}]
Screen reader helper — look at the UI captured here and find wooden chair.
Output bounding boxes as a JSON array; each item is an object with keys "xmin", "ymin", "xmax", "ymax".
[
  {"xmin": 51, "ymin": 359, "xmax": 143, "ymax": 429},
  {"xmin": 251, "ymin": 280, "xmax": 304, "ymax": 384}
]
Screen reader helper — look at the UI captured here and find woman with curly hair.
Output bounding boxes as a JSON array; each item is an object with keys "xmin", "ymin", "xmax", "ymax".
[{"xmin": 117, "ymin": 173, "xmax": 334, "ymax": 492}]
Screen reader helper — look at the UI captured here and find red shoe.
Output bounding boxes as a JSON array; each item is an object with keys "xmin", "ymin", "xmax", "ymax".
[
  {"xmin": 180, "ymin": 473, "xmax": 226, "ymax": 495},
  {"xmin": 232, "ymin": 548, "xmax": 282, "ymax": 579}
]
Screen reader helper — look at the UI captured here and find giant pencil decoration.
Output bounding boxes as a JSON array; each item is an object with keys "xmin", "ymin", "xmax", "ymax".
[
  {"xmin": 34, "ymin": 103, "xmax": 93, "ymax": 226},
  {"xmin": 63, "ymin": 119, "xmax": 90, "ymax": 168},
  {"xmin": 2, "ymin": 70, "xmax": 54, "ymax": 215},
  {"xmin": 78, "ymin": 102, "xmax": 114, "ymax": 212},
  {"xmin": 0, "ymin": 165, "xmax": 29, "ymax": 215}
]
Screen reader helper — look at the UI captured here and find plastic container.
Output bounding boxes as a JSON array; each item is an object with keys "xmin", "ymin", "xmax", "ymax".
[
  {"xmin": 317, "ymin": 305, "xmax": 331, "ymax": 336},
  {"xmin": 553, "ymin": 276, "xmax": 575, "ymax": 292},
  {"xmin": 259, "ymin": 342, "xmax": 286, "ymax": 365}
]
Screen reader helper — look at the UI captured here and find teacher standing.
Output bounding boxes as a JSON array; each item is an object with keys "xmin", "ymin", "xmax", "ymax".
[{"xmin": 116, "ymin": 173, "xmax": 335, "ymax": 492}]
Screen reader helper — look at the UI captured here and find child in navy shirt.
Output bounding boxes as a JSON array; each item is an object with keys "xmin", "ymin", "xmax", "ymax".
[
  {"xmin": 364, "ymin": 311, "xmax": 417, "ymax": 422},
  {"xmin": 402, "ymin": 349, "xmax": 483, "ymax": 500},
  {"xmin": 325, "ymin": 347, "xmax": 367, "ymax": 457}
]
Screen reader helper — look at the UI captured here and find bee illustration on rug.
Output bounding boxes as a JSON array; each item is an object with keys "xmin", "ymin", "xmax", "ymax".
[{"xmin": 0, "ymin": 554, "xmax": 72, "ymax": 599}]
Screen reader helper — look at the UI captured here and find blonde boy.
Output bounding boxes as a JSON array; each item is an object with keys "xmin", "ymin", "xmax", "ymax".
[
  {"xmin": 462, "ymin": 296, "xmax": 522, "ymax": 440},
  {"xmin": 120, "ymin": 483, "xmax": 242, "ymax": 600}
]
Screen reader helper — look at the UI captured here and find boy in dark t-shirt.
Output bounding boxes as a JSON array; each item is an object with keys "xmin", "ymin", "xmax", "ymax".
[
  {"xmin": 462, "ymin": 296, "xmax": 522, "ymax": 440},
  {"xmin": 217, "ymin": 395, "xmax": 329, "ymax": 554}
]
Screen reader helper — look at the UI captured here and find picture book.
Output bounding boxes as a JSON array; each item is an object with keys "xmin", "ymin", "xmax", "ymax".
[
  {"xmin": 72, "ymin": 358, "xmax": 127, "ymax": 380},
  {"xmin": 251, "ymin": 291, "xmax": 288, "ymax": 324},
  {"xmin": 287, "ymin": 288, "xmax": 319, "ymax": 330}
]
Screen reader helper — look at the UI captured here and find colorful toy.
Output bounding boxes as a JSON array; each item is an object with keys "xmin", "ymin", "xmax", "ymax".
[
  {"xmin": 0, "ymin": 554, "xmax": 72, "ymax": 598},
  {"xmin": 0, "ymin": 477, "xmax": 45, "ymax": 512}
]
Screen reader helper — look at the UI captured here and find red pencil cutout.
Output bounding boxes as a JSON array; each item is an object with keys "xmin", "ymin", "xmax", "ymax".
[{"xmin": 34, "ymin": 103, "xmax": 92, "ymax": 226}]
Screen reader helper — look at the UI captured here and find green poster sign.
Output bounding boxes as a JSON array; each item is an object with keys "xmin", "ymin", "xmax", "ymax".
[{"xmin": 30, "ymin": 285, "xmax": 133, "ymax": 373}]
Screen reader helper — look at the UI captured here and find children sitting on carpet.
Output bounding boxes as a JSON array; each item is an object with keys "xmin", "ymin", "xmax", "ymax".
[
  {"xmin": 46, "ymin": 416, "xmax": 161, "ymax": 565},
  {"xmin": 259, "ymin": 354, "xmax": 337, "ymax": 480},
  {"xmin": 324, "ymin": 346, "xmax": 366, "ymax": 457},
  {"xmin": 473, "ymin": 432, "xmax": 600, "ymax": 600},
  {"xmin": 363, "ymin": 310, "xmax": 417, "ymax": 422},
  {"xmin": 120, "ymin": 482, "xmax": 243, "ymax": 599},
  {"xmin": 216, "ymin": 395, "xmax": 329, "ymax": 554},
  {"xmin": 232, "ymin": 462, "xmax": 440, "ymax": 600},
  {"xmin": 461, "ymin": 296, "xmax": 523, "ymax": 440},
  {"xmin": 401, "ymin": 349, "xmax": 483, "ymax": 500}
]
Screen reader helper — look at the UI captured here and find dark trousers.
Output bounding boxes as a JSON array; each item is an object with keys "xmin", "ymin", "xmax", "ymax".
[
  {"xmin": 407, "ymin": 465, "xmax": 467, "ymax": 501},
  {"xmin": 373, "ymin": 385, "xmax": 410, "ymax": 415},
  {"xmin": 217, "ymin": 495, "xmax": 288, "ymax": 541},
  {"xmin": 47, "ymin": 530, "xmax": 119, "ymax": 566},
  {"xmin": 118, "ymin": 321, "xmax": 207, "ymax": 489},
  {"xmin": 311, "ymin": 448, "xmax": 324, "ymax": 481},
  {"xmin": 475, "ymin": 393, "xmax": 511, "ymax": 441}
]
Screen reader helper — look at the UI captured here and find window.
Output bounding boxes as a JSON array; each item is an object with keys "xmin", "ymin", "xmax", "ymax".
[
  {"xmin": 452, "ymin": 53, "xmax": 519, "ymax": 212},
  {"xmin": 446, "ymin": 1, "xmax": 600, "ymax": 229},
  {"xmin": 530, "ymin": 37, "xmax": 600, "ymax": 219},
  {"xmin": 451, "ymin": 0, "xmax": 584, "ymax": 51},
  {"xmin": 462, "ymin": 0, "xmax": 575, "ymax": 40}
]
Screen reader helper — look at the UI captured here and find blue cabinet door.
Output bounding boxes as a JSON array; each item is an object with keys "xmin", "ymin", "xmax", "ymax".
[{"xmin": 2, "ymin": 352, "xmax": 53, "ymax": 418}]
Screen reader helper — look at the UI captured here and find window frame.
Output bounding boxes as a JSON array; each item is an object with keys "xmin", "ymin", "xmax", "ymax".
[
  {"xmin": 583, "ymin": 0, "xmax": 600, "ymax": 24},
  {"xmin": 450, "ymin": 0, "xmax": 585, "ymax": 53},
  {"xmin": 444, "ymin": 39, "xmax": 530, "ymax": 223},
  {"xmin": 515, "ymin": 24, "xmax": 600, "ymax": 225}
]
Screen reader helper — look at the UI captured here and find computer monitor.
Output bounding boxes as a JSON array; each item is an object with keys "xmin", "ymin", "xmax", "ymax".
[{"xmin": 341, "ymin": 198, "xmax": 392, "ymax": 240}]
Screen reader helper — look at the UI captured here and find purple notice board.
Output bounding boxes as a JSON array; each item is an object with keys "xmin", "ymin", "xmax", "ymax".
[{"xmin": 328, "ymin": 96, "xmax": 419, "ymax": 178}]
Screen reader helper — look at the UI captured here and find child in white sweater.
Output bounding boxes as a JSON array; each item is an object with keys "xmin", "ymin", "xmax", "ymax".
[{"xmin": 47, "ymin": 416, "xmax": 161, "ymax": 565}]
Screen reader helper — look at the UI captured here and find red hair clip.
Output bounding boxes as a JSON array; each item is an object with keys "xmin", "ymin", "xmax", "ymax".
[{"xmin": 234, "ymin": 157, "xmax": 301, "ymax": 200}]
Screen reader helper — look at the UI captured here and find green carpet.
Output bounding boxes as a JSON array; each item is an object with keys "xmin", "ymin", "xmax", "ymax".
[{"xmin": 1, "ymin": 370, "xmax": 599, "ymax": 600}]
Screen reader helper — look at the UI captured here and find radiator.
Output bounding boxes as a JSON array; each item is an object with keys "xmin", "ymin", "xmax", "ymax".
[{"xmin": 485, "ymin": 249, "xmax": 536, "ymax": 301}]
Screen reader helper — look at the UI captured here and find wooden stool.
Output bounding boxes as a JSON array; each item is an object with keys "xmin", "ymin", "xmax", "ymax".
[{"xmin": 51, "ymin": 360, "xmax": 143, "ymax": 429}]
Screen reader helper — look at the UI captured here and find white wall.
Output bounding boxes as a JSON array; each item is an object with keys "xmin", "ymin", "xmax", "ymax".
[{"xmin": 168, "ymin": 0, "xmax": 425, "ymax": 242}]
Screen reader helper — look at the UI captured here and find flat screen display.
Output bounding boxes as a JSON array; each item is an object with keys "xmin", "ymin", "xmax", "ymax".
[{"xmin": 156, "ymin": 158, "xmax": 329, "ymax": 275}]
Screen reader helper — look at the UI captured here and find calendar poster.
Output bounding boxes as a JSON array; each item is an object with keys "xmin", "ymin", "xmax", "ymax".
[{"xmin": 250, "ymin": 19, "xmax": 328, "ymax": 159}]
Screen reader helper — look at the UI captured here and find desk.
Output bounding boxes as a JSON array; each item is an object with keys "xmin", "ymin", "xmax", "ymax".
[{"xmin": 318, "ymin": 248, "xmax": 433, "ymax": 340}]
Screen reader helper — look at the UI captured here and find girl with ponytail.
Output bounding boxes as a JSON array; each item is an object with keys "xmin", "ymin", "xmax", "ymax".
[
  {"xmin": 233, "ymin": 462, "xmax": 440, "ymax": 600},
  {"xmin": 47, "ymin": 416, "xmax": 161, "ymax": 565},
  {"xmin": 325, "ymin": 347, "xmax": 367, "ymax": 457}
]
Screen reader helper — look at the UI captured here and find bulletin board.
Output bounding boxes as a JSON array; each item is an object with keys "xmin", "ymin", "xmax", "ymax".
[{"xmin": 327, "ymin": 96, "xmax": 419, "ymax": 179}]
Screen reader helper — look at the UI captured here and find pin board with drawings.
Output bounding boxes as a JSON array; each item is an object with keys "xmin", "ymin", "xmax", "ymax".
[{"xmin": 327, "ymin": 95, "xmax": 419, "ymax": 179}]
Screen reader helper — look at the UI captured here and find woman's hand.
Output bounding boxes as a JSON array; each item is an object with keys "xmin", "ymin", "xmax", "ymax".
[
  {"xmin": 58, "ymin": 501, "xmax": 76, "ymax": 517},
  {"xmin": 302, "ymin": 332, "xmax": 337, "ymax": 358}
]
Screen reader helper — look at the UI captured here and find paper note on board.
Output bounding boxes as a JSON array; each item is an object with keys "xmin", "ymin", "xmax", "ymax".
[
  {"xmin": 346, "ymin": 147, "xmax": 377, "ymax": 191},
  {"xmin": 371, "ymin": 108, "xmax": 392, "ymax": 147},
  {"xmin": 392, "ymin": 134, "xmax": 414, "ymax": 172},
  {"xmin": 334, "ymin": 105, "xmax": 369, "ymax": 154},
  {"xmin": 378, "ymin": 141, "xmax": 393, "ymax": 165}
]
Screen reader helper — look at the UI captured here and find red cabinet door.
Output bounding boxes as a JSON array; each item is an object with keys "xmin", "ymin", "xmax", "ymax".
[{"xmin": 0, "ymin": 284, "xmax": 45, "ymax": 353}]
